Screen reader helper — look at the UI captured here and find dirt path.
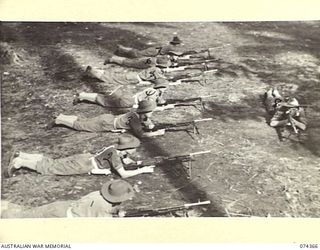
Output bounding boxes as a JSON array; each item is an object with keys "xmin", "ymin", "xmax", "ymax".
[{"xmin": 1, "ymin": 22, "xmax": 320, "ymax": 217}]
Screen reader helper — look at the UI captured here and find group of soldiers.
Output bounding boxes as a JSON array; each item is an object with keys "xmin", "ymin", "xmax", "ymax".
[{"xmin": 2, "ymin": 36, "xmax": 308, "ymax": 218}]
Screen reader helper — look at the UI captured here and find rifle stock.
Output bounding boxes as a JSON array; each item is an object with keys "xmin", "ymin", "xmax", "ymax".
[
  {"xmin": 123, "ymin": 200, "xmax": 211, "ymax": 217},
  {"xmin": 288, "ymin": 115, "xmax": 298, "ymax": 134}
]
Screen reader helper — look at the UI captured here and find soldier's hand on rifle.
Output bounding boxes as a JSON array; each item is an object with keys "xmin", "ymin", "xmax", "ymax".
[
  {"xmin": 122, "ymin": 157, "xmax": 136, "ymax": 165},
  {"xmin": 155, "ymin": 106, "xmax": 166, "ymax": 112},
  {"xmin": 143, "ymin": 129, "xmax": 165, "ymax": 137},
  {"xmin": 141, "ymin": 165, "xmax": 155, "ymax": 173},
  {"xmin": 169, "ymin": 80, "xmax": 182, "ymax": 86},
  {"xmin": 147, "ymin": 124, "xmax": 155, "ymax": 130},
  {"xmin": 164, "ymin": 104, "xmax": 175, "ymax": 110},
  {"xmin": 155, "ymin": 104, "xmax": 175, "ymax": 111},
  {"xmin": 155, "ymin": 129, "xmax": 166, "ymax": 135},
  {"xmin": 286, "ymin": 108, "xmax": 298, "ymax": 117},
  {"xmin": 118, "ymin": 210, "xmax": 127, "ymax": 218}
]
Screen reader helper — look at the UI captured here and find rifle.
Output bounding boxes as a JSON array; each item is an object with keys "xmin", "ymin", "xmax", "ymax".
[
  {"xmin": 169, "ymin": 102, "xmax": 203, "ymax": 111},
  {"xmin": 152, "ymin": 118, "xmax": 213, "ymax": 135},
  {"xmin": 164, "ymin": 95, "xmax": 214, "ymax": 111},
  {"xmin": 126, "ymin": 150, "xmax": 211, "ymax": 178},
  {"xmin": 174, "ymin": 58, "xmax": 221, "ymax": 67},
  {"xmin": 288, "ymin": 114, "xmax": 299, "ymax": 134},
  {"xmin": 165, "ymin": 63, "xmax": 218, "ymax": 73},
  {"xmin": 166, "ymin": 95, "xmax": 213, "ymax": 104},
  {"xmin": 121, "ymin": 200, "xmax": 211, "ymax": 217},
  {"xmin": 167, "ymin": 70, "xmax": 218, "ymax": 86}
]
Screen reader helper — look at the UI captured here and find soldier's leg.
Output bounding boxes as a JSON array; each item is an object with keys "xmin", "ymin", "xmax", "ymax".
[
  {"xmin": 31, "ymin": 201, "xmax": 72, "ymax": 218},
  {"xmin": 265, "ymin": 88, "xmax": 274, "ymax": 100},
  {"xmin": 78, "ymin": 92, "xmax": 99, "ymax": 103},
  {"xmin": 9, "ymin": 152, "xmax": 44, "ymax": 173},
  {"xmin": 115, "ymin": 45, "xmax": 139, "ymax": 58},
  {"xmin": 35, "ymin": 153, "xmax": 95, "ymax": 175},
  {"xmin": 19, "ymin": 152, "xmax": 43, "ymax": 160},
  {"xmin": 265, "ymin": 89, "xmax": 282, "ymax": 113},
  {"xmin": 121, "ymin": 58, "xmax": 150, "ymax": 69},
  {"xmin": 266, "ymin": 88, "xmax": 282, "ymax": 99},
  {"xmin": 108, "ymin": 55, "xmax": 126, "ymax": 65},
  {"xmin": 55, "ymin": 114, "xmax": 79, "ymax": 128},
  {"xmin": 115, "ymin": 45, "xmax": 158, "ymax": 58},
  {"xmin": 2, "ymin": 201, "xmax": 72, "ymax": 218},
  {"xmin": 73, "ymin": 114, "xmax": 115, "ymax": 132},
  {"xmin": 1, "ymin": 201, "xmax": 28, "ymax": 218},
  {"xmin": 270, "ymin": 119, "xmax": 288, "ymax": 127},
  {"xmin": 117, "ymin": 45, "xmax": 134, "ymax": 53},
  {"xmin": 108, "ymin": 56, "xmax": 148, "ymax": 69},
  {"xmin": 74, "ymin": 92, "xmax": 108, "ymax": 107}
]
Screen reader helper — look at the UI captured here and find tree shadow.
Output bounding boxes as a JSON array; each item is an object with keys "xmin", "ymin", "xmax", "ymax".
[
  {"xmin": 5, "ymin": 22, "xmax": 150, "ymax": 51},
  {"xmin": 140, "ymin": 138, "xmax": 226, "ymax": 216}
]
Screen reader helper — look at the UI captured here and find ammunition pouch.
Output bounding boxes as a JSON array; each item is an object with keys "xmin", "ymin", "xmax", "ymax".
[{"xmin": 93, "ymin": 146, "xmax": 115, "ymax": 169}]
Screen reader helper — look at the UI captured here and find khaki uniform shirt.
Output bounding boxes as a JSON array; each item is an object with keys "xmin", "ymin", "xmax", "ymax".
[
  {"xmin": 114, "ymin": 111, "xmax": 144, "ymax": 138},
  {"xmin": 69, "ymin": 191, "xmax": 119, "ymax": 217}
]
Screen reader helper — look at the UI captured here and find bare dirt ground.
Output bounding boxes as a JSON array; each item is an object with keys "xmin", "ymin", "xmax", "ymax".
[{"xmin": 1, "ymin": 22, "xmax": 320, "ymax": 217}]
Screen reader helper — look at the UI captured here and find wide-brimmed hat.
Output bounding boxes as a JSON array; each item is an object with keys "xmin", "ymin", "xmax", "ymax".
[
  {"xmin": 151, "ymin": 78, "xmax": 169, "ymax": 89},
  {"xmin": 136, "ymin": 99, "xmax": 157, "ymax": 113},
  {"xmin": 170, "ymin": 36, "xmax": 182, "ymax": 45},
  {"xmin": 117, "ymin": 134, "xmax": 141, "ymax": 150},
  {"xmin": 283, "ymin": 97, "xmax": 299, "ymax": 107},
  {"xmin": 101, "ymin": 180, "xmax": 134, "ymax": 203}
]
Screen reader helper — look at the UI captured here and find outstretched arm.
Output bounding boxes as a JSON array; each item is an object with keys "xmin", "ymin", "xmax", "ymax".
[
  {"xmin": 142, "ymin": 129, "xmax": 166, "ymax": 137},
  {"xmin": 116, "ymin": 165, "xmax": 154, "ymax": 178}
]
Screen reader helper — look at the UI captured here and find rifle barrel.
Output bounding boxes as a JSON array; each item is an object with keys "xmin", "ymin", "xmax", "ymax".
[
  {"xmin": 174, "ymin": 102, "xmax": 199, "ymax": 107},
  {"xmin": 124, "ymin": 200, "xmax": 211, "ymax": 217},
  {"xmin": 155, "ymin": 118, "xmax": 212, "ymax": 131},
  {"xmin": 194, "ymin": 118, "xmax": 213, "ymax": 122},
  {"xmin": 189, "ymin": 150, "xmax": 211, "ymax": 156},
  {"xmin": 166, "ymin": 95, "xmax": 213, "ymax": 103},
  {"xmin": 184, "ymin": 200, "xmax": 211, "ymax": 207},
  {"xmin": 110, "ymin": 129, "xmax": 126, "ymax": 133}
]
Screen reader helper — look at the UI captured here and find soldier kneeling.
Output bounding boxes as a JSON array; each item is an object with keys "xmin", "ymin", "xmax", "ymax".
[{"xmin": 269, "ymin": 97, "xmax": 307, "ymax": 133}]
